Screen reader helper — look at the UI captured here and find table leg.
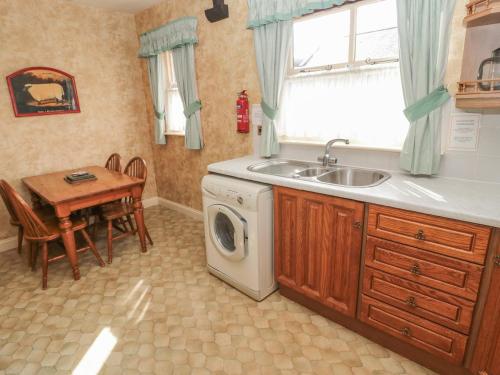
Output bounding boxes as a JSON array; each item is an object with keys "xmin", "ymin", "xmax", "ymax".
[
  {"xmin": 58, "ymin": 215, "xmax": 81, "ymax": 280},
  {"xmin": 132, "ymin": 193, "xmax": 147, "ymax": 253}
]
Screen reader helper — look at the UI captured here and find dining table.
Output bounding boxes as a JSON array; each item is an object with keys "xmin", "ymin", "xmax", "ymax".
[{"xmin": 22, "ymin": 165, "xmax": 148, "ymax": 281}]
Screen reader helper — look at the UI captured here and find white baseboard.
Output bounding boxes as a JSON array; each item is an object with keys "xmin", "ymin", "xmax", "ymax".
[
  {"xmin": 142, "ymin": 196, "xmax": 160, "ymax": 208},
  {"xmin": 0, "ymin": 236, "xmax": 18, "ymax": 254},
  {"xmin": 157, "ymin": 197, "xmax": 203, "ymax": 221}
]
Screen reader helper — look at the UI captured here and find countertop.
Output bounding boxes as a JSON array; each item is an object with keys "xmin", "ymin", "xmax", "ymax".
[{"xmin": 208, "ymin": 156, "xmax": 500, "ymax": 228}]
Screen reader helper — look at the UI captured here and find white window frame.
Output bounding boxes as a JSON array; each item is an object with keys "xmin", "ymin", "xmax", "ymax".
[
  {"xmin": 289, "ymin": 0, "xmax": 399, "ymax": 77},
  {"xmin": 163, "ymin": 51, "xmax": 185, "ymax": 136}
]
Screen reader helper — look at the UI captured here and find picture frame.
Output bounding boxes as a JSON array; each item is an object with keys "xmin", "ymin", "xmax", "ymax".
[{"xmin": 6, "ymin": 67, "xmax": 81, "ymax": 117}]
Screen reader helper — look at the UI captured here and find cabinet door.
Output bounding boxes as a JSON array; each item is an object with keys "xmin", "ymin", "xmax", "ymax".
[
  {"xmin": 321, "ymin": 196, "xmax": 364, "ymax": 316},
  {"xmin": 296, "ymin": 195, "xmax": 325, "ymax": 301},
  {"xmin": 470, "ymin": 231, "xmax": 500, "ymax": 375},
  {"xmin": 274, "ymin": 188, "xmax": 300, "ymax": 289}
]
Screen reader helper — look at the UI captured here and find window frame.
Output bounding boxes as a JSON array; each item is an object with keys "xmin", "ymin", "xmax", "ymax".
[
  {"xmin": 163, "ymin": 51, "xmax": 185, "ymax": 137},
  {"xmin": 288, "ymin": 0, "xmax": 399, "ymax": 76}
]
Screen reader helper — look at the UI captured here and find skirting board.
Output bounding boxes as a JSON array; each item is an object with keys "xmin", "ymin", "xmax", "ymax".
[
  {"xmin": 157, "ymin": 197, "xmax": 203, "ymax": 221},
  {"xmin": 0, "ymin": 196, "xmax": 202, "ymax": 254}
]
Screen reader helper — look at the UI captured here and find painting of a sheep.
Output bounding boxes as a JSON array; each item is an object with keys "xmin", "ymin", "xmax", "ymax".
[{"xmin": 6, "ymin": 67, "xmax": 80, "ymax": 117}]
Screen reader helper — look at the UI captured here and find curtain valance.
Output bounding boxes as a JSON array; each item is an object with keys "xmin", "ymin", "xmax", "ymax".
[
  {"xmin": 247, "ymin": 0, "xmax": 350, "ymax": 29},
  {"xmin": 139, "ymin": 17, "xmax": 198, "ymax": 58}
]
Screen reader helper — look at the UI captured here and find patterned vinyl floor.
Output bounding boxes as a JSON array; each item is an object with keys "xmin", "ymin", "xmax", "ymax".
[{"xmin": 0, "ymin": 206, "xmax": 435, "ymax": 374}]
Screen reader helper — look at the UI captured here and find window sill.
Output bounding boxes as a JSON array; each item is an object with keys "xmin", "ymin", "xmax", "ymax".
[
  {"xmin": 165, "ymin": 132, "xmax": 185, "ymax": 137},
  {"xmin": 278, "ymin": 139, "xmax": 402, "ymax": 153}
]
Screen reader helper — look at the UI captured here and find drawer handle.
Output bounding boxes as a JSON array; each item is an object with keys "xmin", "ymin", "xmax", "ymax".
[
  {"xmin": 410, "ymin": 264, "xmax": 421, "ymax": 275},
  {"xmin": 400, "ymin": 327, "xmax": 411, "ymax": 337},
  {"xmin": 494, "ymin": 255, "xmax": 500, "ymax": 267},
  {"xmin": 406, "ymin": 296, "xmax": 417, "ymax": 308},
  {"xmin": 415, "ymin": 229, "xmax": 425, "ymax": 240},
  {"xmin": 353, "ymin": 221, "xmax": 362, "ymax": 229}
]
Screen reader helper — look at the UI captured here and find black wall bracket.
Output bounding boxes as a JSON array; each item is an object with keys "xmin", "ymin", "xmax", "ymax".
[{"xmin": 205, "ymin": 0, "xmax": 229, "ymax": 23}]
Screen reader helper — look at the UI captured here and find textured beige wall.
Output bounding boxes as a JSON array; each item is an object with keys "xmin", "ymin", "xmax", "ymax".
[
  {"xmin": 135, "ymin": 0, "xmax": 260, "ymax": 212},
  {"xmin": 0, "ymin": 0, "xmax": 157, "ymax": 240}
]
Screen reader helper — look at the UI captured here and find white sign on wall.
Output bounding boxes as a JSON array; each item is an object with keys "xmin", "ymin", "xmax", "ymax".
[{"xmin": 447, "ymin": 113, "xmax": 481, "ymax": 152}]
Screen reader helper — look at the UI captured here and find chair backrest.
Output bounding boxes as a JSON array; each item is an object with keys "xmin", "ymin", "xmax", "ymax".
[
  {"xmin": 0, "ymin": 180, "xmax": 50, "ymax": 240},
  {"xmin": 0, "ymin": 180, "xmax": 19, "ymax": 224},
  {"xmin": 105, "ymin": 153, "xmax": 121, "ymax": 173},
  {"xmin": 124, "ymin": 157, "xmax": 148, "ymax": 183},
  {"xmin": 124, "ymin": 157, "xmax": 148, "ymax": 203}
]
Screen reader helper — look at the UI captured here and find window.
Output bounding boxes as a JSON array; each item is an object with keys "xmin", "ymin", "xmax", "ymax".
[
  {"xmin": 163, "ymin": 51, "xmax": 185, "ymax": 135},
  {"xmin": 278, "ymin": 0, "xmax": 407, "ymax": 150}
]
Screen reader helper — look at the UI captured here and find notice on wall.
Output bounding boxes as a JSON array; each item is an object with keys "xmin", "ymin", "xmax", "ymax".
[
  {"xmin": 447, "ymin": 113, "xmax": 481, "ymax": 151},
  {"xmin": 251, "ymin": 104, "xmax": 263, "ymax": 126}
]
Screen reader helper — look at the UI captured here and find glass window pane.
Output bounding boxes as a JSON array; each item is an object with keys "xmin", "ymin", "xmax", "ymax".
[
  {"xmin": 293, "ymin": 10, "xmax": 350, "ymax": 69},
  {"xmin": 355, "ymin": 0, "xmax": 398, "ymax": 61},
  {"xmin": 166, "ymin": 89, "xmax": 185, "ymax": 133}
]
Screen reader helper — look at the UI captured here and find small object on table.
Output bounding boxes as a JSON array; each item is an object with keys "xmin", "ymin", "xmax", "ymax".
[{"xmin": 64, "ymin": 171, "xmax": 97, "ymax": 184}]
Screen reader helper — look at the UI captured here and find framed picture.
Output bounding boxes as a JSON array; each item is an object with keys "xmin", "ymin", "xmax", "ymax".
[{"xmin": 6, "ymin": 67, "xmax": 80, "ymax": 117}]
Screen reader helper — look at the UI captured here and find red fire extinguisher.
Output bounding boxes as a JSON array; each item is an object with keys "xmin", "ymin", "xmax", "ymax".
[{"xmin": 236, "ymin": 90, "xmax": 250, "ymax": 133}]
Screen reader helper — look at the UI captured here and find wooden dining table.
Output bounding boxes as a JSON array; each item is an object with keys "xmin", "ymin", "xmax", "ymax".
[{"xmin": 22, "ymin": 165, "xmax": 148, "ymax": 281}]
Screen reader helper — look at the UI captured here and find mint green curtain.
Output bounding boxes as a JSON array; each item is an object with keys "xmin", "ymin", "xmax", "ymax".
[
  {"xmin": 247, "ymin": 0, "xmax": 349, "ymax": 28},
  {"xmin": 254, "ymin": 21, "xmax": 293, "ymax": 157},
  {"xmin": 139, "ymin": 17, "xmax": 203, "ymax": 149},
  {"xmin": 146, "ymin": 55, "xmax": 166, "ymax": 145},
  {"xmin": 172, "ymin": 45, "xmax": 203, "ymax": 150},
  {"xmin": 397, "ymin": 0, "xmax": 456, "ymax": 175}
]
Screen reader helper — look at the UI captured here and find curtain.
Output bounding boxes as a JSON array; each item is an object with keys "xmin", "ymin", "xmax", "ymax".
[
  {"xmin": 253, "ymin": 21, "xmax": 293, "ymax": 157},
  {"xmin": 172, "ymin": 45, "xmax": 203, "ymax": 149},
  {"xmin": 139, "ymin": 17, "xmax": 203, "ymax": 149},
  {"xmin": 247, "ymin": 0, "xmax": 353, "ymax": 28},
  {"xmin": 146, "ymin": 55, "xmax": 166, "ymax": 145},
  {"xmin": 277, "ymin": 64, "xmax": 407, "ymax": 148},
  {"xmin": 397, "ymin": 0, "xmax": 456, "ymax": 175}
]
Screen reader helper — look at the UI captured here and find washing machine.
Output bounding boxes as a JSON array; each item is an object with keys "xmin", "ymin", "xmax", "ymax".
[{"xmin": 202, "ymin": 174, "xmax": 277, "ymax": 301}]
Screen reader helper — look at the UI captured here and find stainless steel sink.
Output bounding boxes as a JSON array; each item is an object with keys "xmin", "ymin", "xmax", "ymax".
[
  {"xmin": 248, "ymin": 159, "xmax": 390, "ymax": 188},
  {"xmin": 316, "ymin": 168, "xmax": 390, "ymax": 187}
]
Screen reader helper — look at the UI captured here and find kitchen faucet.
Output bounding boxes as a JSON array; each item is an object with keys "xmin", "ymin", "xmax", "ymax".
[{"xmin": 319, "ymin": 139, "xmax": 350, "ymax": 166}]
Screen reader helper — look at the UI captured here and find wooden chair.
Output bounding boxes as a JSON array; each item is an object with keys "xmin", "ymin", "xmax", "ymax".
[
  {"xmin": 101, "ymin": 157, "xmax": 153, "ymax": 263},
  {"xmin": 1, "ymin": 180, "xmax": 105, "ymax": 289},
  {"xmin": 105, "ymin": 153, "xmax": 122, "ymax": 173},
  {"xmin": 0, "ymin": 181, "xmax": 52, "ymax": 256}
]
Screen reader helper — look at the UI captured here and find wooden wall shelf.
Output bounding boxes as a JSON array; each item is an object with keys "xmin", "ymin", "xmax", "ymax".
[
  {"xmin": 456, "ymin": 79, "xmax": 500, "ymax": 108},
  {"xmin": 464, "ymin": 0, "xmax": 500, "ymax": 26}
]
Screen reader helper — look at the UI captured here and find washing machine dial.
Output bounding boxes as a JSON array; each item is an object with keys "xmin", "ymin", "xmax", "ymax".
[{"xmin": 237, "ymin": 196, "xmax": 244, "ymax": 205}]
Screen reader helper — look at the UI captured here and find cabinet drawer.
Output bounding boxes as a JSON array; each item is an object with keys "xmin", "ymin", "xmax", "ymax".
[
  {"xmin": 365, "ymin": 236, "xmax": 483, "ymax": 301},
  {"xmin": 362, "ymin": 268, "xmax": 475, "ymax": 334},
  {"xmin": 360, "ymin": 295, "xmax": 468, "ymax": 364},
  {"xmin": 367, "ymin": 204, "xmax": 490, "ymax": 264}
]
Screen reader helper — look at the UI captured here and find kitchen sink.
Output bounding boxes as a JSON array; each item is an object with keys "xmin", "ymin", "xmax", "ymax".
[
  {"xmin": 316, "ymin": 168, "xmax": 390, "ymax": 187},
  {"xmin": 248, "ymin": 159, "xmax": 390, "ymax": 188}
]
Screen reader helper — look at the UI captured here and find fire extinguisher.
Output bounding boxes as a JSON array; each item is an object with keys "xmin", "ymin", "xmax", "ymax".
[{"xmin": 236, "ymin": 90, "xmax": 250, "ymax": 133}]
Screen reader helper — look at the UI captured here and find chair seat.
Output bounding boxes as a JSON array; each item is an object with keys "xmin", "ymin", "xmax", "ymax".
[
  {"xmin": 101, "ymin": 202, "xmax": 134, "ymax": 221},
  {"xmin": 25, "ymin": 216, "xmax": 88, "ymax": 242}
]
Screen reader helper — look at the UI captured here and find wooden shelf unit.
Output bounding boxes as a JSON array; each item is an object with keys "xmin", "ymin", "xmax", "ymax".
[
  {"xmin": 464, "ymin": 0, "xmax": 500, "ymax": 26},
  {"xmin": 456, "ymin": 79, "xmax": 500, "ymax": 108}
]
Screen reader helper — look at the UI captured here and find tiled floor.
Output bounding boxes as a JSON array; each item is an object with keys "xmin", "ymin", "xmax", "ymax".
[{"xmin": 0, "ymin": 206, "xmax": 435, "ymax": 375}]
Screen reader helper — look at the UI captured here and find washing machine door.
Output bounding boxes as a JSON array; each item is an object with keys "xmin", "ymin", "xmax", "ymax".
[{"xmin": 207, "ymin": 204, "xmax": 247, "ymax": 262}]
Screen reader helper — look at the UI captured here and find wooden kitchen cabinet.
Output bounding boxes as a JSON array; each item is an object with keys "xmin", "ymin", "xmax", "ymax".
[
  {"xmin": 470, "ymin": 231, "xmax": 500, "ymax": 375},
  {"xmin": 274, "ymin": 186, "xmax": 364, "ymax": 317}
]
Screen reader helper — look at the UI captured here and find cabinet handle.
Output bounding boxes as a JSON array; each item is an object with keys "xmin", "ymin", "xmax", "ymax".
[
  {"xmin": 415, "ymin": 229, "xmax": 425, "ymax": 240},
  {"xmin": 406, "ymin": 296, "xmax": 417, "ymax": 308},
  {"xmin": 410, "ymin": 264, "xmax": 421, "ymax": 275},
  {"xmin": 494, "ymin": 255, "xmax": 500, "ymax": 267},
  {"xmin": 400, "ymin": 327, "xmax": 411, "ymax": 337},
  {"xmin": 353, "ymin": 221, "xmax": 362, "ymax": 229}
]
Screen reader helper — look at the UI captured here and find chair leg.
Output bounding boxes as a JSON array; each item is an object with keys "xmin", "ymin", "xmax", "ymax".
[
  {"xmin": 17, "ymin": 226, "xmax": 24, "ymax": 255},
  {"xmin": 41, "ymin": 242, "xmax": 48, "ymax": 290},
  {"xmin": 145, "ymin": 228, "xmax": 153, "ymax": 246},
  {"xmin": 107, "ymin": 220, "xmax": 114, "ymax": 264},
  {"xmin": 80, "ymin": 228, "xmax": 105, "ymax": 267},
  {"xmin": 126, "ymin": 215, "xmax": 136, "ymax": 234},
  {"xmin": 31, "ymin": 243, "xmax": 39, "ymax": 272}
]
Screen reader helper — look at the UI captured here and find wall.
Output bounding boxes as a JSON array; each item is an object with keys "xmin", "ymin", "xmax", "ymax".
[
  {"xmin": 135, "ymin": 0, "xmax": 260, "ymax": 211},
  {"xmin": 0, "ymin": 0, "xmax": 157, "ymax": 240}
]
